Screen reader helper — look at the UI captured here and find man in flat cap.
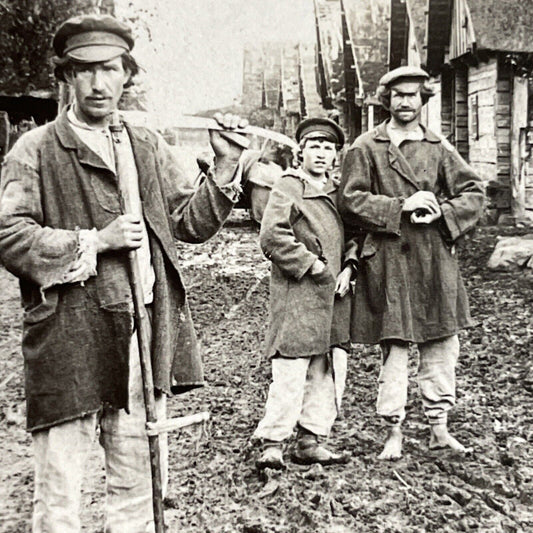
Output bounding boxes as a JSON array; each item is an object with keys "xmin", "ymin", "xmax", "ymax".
[
  {"xmin": 338, "ymin": 66, "xmax": 484, "ymax": 460},
  {"xmin": 0, "ymin": 13, "xmax": 248, "ymax": 532},
  {"xmin": 253, "ymin": 117, "xmax": 354, "ymax": 469}
]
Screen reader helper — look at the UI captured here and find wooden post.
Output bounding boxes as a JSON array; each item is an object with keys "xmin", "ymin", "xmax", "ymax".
[
  {"xmin": 0, "ymin": 111, "xmax": 10, "ymax": 160},
  {"xmin": 367, "ymin": 104, "xmax": 374, "ymax": 131},
  {"xmin": 510, "ymin": 75, "xmax": 528, "ymax": 224}
]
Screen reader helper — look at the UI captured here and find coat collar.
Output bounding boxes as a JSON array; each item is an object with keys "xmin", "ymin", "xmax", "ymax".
[
  {"xmin": 373, "ymin": 120, "xmax": 441, "ymax": 143},
  {"xmin": 284, "ymin": 168, "xmax": 338, "ymax": 200},
  {"xmin": 54, "ymin": 106, "xmax": 113, "ymax": 172},
  {"xmin": 373, "ymin": 120, "xmax": 442, "ymax": 191}
]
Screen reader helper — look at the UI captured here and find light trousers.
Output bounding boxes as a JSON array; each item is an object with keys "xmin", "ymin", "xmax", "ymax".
[
  {"xmin": 253, "ymin": 348, "xmax": 347, "ymax": 442},
  {"xmin": 377, "ymin": 334, "xmax": 460, "ymax": 426},
  {"xmin": 32, "ymin": 331, "xmax": 168, "ymax": 533}
]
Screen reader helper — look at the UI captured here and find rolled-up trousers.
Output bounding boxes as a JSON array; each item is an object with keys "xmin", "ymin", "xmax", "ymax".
[
  {"xmin": 31, "ymin": 330, "xmax": 168, "ymax": 533},
  {"xmin": 377, "ymin": 335, "xmax": 460, "ymax": 426}
]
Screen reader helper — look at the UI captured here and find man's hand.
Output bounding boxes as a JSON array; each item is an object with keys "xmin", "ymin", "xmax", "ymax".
[
  {"xmin": 402, "ymin": 191, "xmax": 440, "ymax": 214},
  {"xmin": 410, "ymin": 208, "xmax": 441, "ymax": 224},
  {"xmin": 97, "ymin": 214, "xmax": 143, "ymax": 253},
  {"xmin": 209, "ymin": 112, "xmax": 249, "ymax": 160},
  {"xmin": 309, "ymin": 258, "xmax": 326, "ymax": 276},
  {"xmin": 335, "ymin": 266, "xmax": 354, "ymax": 297}
]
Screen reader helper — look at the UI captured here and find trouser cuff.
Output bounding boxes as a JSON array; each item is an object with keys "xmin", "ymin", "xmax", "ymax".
[{"xmin": 382, "ymin": 415, "xmax": 402, "ymax": 427}]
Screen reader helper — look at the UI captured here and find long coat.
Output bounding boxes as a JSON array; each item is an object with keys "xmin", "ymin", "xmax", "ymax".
[
  {"xmin": 259, "ymin": 168, "xmax": 352, "ymax": 358},
  {"xmin": 0, "ymin": 109, "xmax": 240, "ymax": 431},
  {"xmin": 339, "ymin": 122, "xmax": 484, "ymax": 345}
]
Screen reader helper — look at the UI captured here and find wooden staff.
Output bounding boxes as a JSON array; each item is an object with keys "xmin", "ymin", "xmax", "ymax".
[
  {"xmin": 110, "ymin": 121, "xmax": 210, "ymax": 532},
  {"xmin": 110, "ymin": 122, "xmax": 166, "ymax": 532}
]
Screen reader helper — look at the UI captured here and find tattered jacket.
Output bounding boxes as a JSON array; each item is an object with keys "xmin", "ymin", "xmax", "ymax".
[
  {"xmin": 0, "ymin": 109, "xmax": 240, "ymax": 431},
  {"xmin": 259, "ymin": 169, "xmax": 354, "ymax": 358}
]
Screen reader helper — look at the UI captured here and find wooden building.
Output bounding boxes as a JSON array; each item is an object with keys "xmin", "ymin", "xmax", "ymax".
[
  {"xmin": 241, "ymin": 42, "xmax": 325, "ymax": 138},
  {"xmin": 424, "ymin": 0, "xmax": 533, "ymax": 223},
  {"xmin": 314, "ymin": 0, "xmax": 390, "ymax": 143}
]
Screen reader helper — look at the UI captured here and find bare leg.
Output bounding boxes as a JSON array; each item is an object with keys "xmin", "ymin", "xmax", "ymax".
[
  {"xmin": 429, "ymin": 424, "xmax": 472, "ymax": 453},
  {"xmin": 378, "ymin": 425, "xmax": 403, "ymax": 460}
]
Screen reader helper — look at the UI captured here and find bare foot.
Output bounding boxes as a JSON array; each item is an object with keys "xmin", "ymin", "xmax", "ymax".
[
  {"xmin": 378, "ymin": 426, "xmax": 403, "ymax": 460},
  {"xmin": 429, "ymin": 424, "xmax": 472, "ymax": 454}
]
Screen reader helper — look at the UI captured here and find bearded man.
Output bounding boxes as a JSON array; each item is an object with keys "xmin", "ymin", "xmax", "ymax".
[{"xmin": 339, "ymin": 66, "xmax": 484, "ymax": 460}]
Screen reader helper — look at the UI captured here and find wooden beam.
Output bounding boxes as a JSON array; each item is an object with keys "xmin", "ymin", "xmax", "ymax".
[{"xmin": 510, "ymin": 75, "xmax": 528, "ymax": 223}]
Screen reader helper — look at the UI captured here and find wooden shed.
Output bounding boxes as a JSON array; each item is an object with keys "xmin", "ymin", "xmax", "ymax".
[
  {"xmin": 314, "ymin": 0, "xmax": 390, "ymax": 143},
  {"xmin": 426, "ymin": 0, "xmax": 533, "ymax": 223}
]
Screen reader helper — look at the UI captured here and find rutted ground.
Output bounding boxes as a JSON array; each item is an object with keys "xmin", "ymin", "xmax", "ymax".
[{"xmin": 0, "ymin": 215, "xmax": 531, "ymax": 532}]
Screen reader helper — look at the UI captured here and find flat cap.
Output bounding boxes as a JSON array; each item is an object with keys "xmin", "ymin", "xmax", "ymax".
[
  {"xmin": 295, "ymin": 117, "xmax": 345, "ymax": 146},
  {"xmin": 379, "ymin": 66, "xmax": 429, "ymax": 88},
  {"xmin": 53, "ymin": 14, "xmax": 134, "ymax": 63}
]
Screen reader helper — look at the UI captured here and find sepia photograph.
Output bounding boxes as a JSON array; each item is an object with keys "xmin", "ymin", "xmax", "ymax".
[{"xmin": 0, "ymin": 0, "xmax": 531, "ymax": 531}]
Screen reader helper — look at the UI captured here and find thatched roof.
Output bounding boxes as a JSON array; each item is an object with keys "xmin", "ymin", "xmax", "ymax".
[
  {"xmin": 468, "ymin": 0, "xmax": 533, "ymax": 53},
  {"xmin": 427, "ymin": 0, "xmax": 533, "ymax": 74}
]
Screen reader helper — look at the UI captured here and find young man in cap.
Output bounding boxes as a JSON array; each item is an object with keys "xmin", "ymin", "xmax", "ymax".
[
  {"xmin": 339, "ymin": 66, "xmax": 484, "ymax": 460},
  {"xmin": 253, "ymin": 117, "xmax": 354, "ymax": 469},
  {"xmin": 0, "ymin": 13, "xmax": 248, "ymax": 532}
]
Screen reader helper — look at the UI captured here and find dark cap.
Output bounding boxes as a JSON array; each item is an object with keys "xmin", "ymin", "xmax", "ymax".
[
  {"xmin": 379, "ymin": 66, "xmax": 430, "ymax": 88},
  {"xmin": 53, "ymin": 14, "xmax": 134, "ymax": 63},
  {"xmin": 295, "ymin": 117, "xmax": 345, "ymax": 146}
]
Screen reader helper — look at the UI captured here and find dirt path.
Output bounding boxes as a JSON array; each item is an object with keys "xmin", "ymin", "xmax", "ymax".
[{"xmin": 0, "ymin": 218, "xmax": 532, "ymax": 533}]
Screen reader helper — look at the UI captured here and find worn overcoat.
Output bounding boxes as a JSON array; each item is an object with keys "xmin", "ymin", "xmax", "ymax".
[
  {"xmin": 259, "ymin": 168, "xmax": 352, "ymax": 358},
  {"xmin": 0, "ymin": 109, "xmax": 240, "ymax": 431},
  {"xmin": 339, "ymin": 122, "xmax": 484, "ymax": 344}
]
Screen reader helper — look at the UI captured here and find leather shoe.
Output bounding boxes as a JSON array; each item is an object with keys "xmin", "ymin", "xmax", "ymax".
[
  {"xmin": 291, "ymin": 443, "xmax": 350, "ymax": 465},
  {"xmin": 256, "ymin": 444, "xmax": 285, "ymax": 470},
  {"xmin": 292, "ymin": 430, "xmax": 349, "ymax": 466}
]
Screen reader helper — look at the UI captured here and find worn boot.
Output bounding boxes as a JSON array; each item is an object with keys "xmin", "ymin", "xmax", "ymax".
[
  {"xmin": 256, "ymin": 440, "xmax": 285, "ymax": 470},
  {"xmin": 291, "ymin": 428, "xmax": 350, "ymax": 466}
]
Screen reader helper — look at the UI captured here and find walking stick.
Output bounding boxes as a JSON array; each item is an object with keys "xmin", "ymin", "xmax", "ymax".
[{"xmin": 110, "ymin": 121, "xmax": 209, "ymax": 533}]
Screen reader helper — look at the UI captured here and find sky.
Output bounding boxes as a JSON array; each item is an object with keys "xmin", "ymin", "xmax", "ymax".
[{"xmin": 115, "ymin": 0, "xmax": 316, "ymax": 120}]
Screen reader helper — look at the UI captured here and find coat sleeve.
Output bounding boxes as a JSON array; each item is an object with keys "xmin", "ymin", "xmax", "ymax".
[
  {"xmin": 259, "ymin": 181, "xmax": 317, "ymax": 280},
  {"xmin": 0, "ymin": 133, "xmax": 88, "ymax": 289},
  {"xmin": 339, "ymin": 145, "xmax": 403, "ymax": 235},
  {"xmin": 342, "ymin": 234, "xmax": 360, "ymax": 270},
  {"xmin": 438, "ymin": 146, "xmax": 485, "ymax": 242},
  {"xmin": 155, "ymin": 133, "xmax": 242, "ymax": 244}
]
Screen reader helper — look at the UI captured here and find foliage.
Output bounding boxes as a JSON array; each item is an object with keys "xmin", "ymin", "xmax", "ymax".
[{"xmin": 0, "ymin": 0, "xmax": 113, "ymax": 95}]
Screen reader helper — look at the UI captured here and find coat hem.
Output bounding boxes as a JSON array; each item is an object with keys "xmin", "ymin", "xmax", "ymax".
[
  {"xmin": 268, "ymin": 349, "xmax": 330, "ymax": 359},
  {"xmin": 28, "ymin": 407, "xmax": 101, "ymax": 434},
  {"xmin": 352, "ymin": 323, "xmax": 473, "ymax": 346},
  {"xmin": 169, "ymin": 381, "xmax": 205, "ymax": 395}
]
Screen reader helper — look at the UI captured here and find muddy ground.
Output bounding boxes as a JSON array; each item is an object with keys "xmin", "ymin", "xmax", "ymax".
[{"xmin": 0, "ymin": 215, "xmax": 532, "ymax": 533}]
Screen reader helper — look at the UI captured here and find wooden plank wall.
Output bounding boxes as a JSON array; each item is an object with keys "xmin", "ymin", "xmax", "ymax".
[
  {"xmin": 496, "ymin": 58, "xmax": 512, "ymax": 204},
  {"xmin": 455, "ymin": 64, "xmax": 469, "ymax": 159},
  {"xmin": 467, "ymin": 57, "xmax": 498, "ymax": 190},
  {"xmin": 526, "ymin": 78, "xmax": 533, "ymax": 213},
  {"xmin": 441, "ymin": 69, "xmax": 453, "ymax": 139}
]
